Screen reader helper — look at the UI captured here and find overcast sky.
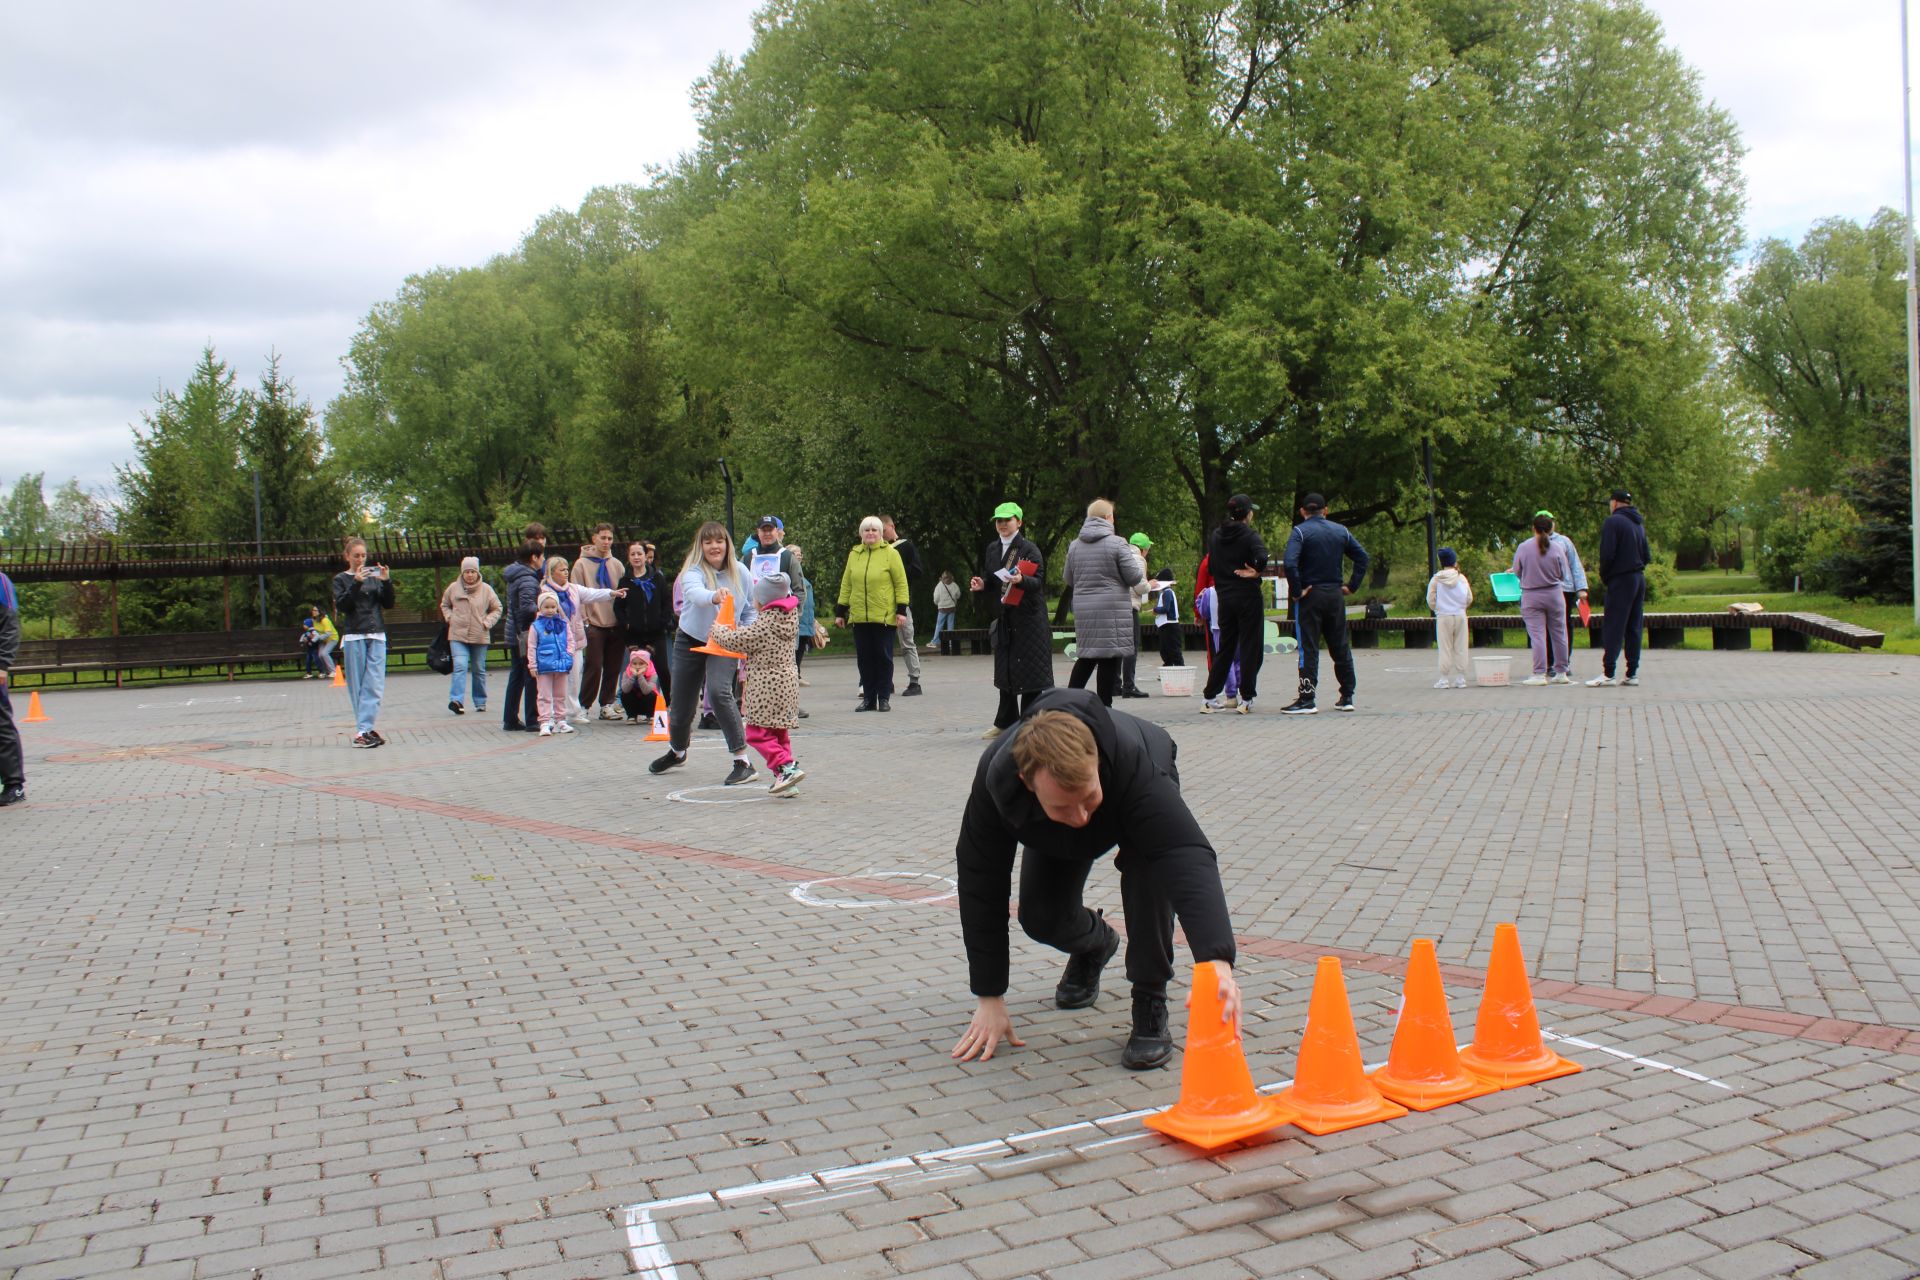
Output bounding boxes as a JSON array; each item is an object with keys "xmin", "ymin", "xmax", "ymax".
[{"xmin": 1, "ymin": 1, "xmax": 1915, "ymax": 501}]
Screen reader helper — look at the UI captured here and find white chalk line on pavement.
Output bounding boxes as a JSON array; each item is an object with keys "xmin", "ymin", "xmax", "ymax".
[
  {"xmin": 789, "ymin": 871, "xmax": 959, "ymax": 909},
  {"xmin": 666, "ymin": 784, "xmax": 771, "ymax": 805},
  {"xmin": 618, "ymin": 1029, "xmax": 1730, "ymax": 1272}
]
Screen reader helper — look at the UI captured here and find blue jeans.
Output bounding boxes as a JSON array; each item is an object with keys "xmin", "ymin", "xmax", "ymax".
[
  {"xmin": 929, "ymin": 609, "xmax": 955, "ymax": 648},
  {"xmin": 340, "ymin": 636, "xmax": 387, "ymax": 735},
  {"xmin": 449, "ymin": 642, "xmax": 488, "ymax": 707}
]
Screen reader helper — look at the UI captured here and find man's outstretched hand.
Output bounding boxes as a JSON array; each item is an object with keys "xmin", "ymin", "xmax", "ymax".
[
  {"xmin": 951, "ymin": 996, "xmax": 1026, "ymax": 1062},
  {"xmin": 1197, "ymin": 960, "xmax": 1243, "ymax": 1033}
]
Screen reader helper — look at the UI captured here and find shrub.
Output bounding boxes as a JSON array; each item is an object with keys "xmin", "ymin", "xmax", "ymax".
[{"xmin": 1757, "ymin": 490, "xmax": 1861, "ymax": 591}]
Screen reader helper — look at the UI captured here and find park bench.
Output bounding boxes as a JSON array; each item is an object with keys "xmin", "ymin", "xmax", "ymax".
[
  {"xmin": 1344, "ymin": 611, "xmax": 1883, "ymax": 651},
  {"xmin": 8, "ymin": 621, "xmax": 493, "ymax": 688}
]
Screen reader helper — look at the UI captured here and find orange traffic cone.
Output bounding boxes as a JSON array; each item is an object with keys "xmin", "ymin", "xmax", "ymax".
[
  {"xmin": 330, "ymin": 664, "xmax": 345, "ymax": 688},
  {"xmin": 23, "ymin": 690, "xmax": 49, "ymax": 723},
  {"xmin": 644, "ymin": 692, "xmax": 670, "ymax": 742},
  {"xmin": 1144, "ymin": 963, "xmax": 1295, "ymax": 1149},
  {"xmin": 1369, "ymin": 940, "xmax": 1499, "ymax": 1111},
  {"xmin": 1271, "ymin": 957, "xmax": 1408, "ymax": 1135},
  {"xmin": 691, "ymin": 591, "xmax": 747, "ymax": 659},
  {"xmin": 1457, "ymin": 923, "xmax": 1583, "ymax": 1089}
]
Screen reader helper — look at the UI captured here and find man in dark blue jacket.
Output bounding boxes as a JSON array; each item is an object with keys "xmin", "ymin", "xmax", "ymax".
[
  {"xmin": 1589, "ymin": 488, "xmax": 1650, "ymax": 687},
  {"xmin": 1280, "ymin": 493, "xmax": 1369, "ymax": 714},
  {"xmin": 500, "ymin": 541, "xmax": 545, "ymax": 731},
  {"xmin": 0, "ymin": 570, "xmax": 24, "ymax": 805}
]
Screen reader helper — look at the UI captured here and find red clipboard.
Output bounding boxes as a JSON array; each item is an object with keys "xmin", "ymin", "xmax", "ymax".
[
  {"xmin": 1002, "ymin": 559, "xmax": 1040, "ymax": 607},
  {"xmin": 1578, "ymin": 598, "xmax": 1591, "ymax": 626}
]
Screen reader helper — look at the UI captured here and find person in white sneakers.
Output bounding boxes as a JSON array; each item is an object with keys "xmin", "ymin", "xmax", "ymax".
[
  {"xmin": 1512, "ymin": 514, "xmax": 1572, "ymax": 685},
  {"xmin": 1425, "ymin": 547, "xmax": 1473, "ymax": 688}
]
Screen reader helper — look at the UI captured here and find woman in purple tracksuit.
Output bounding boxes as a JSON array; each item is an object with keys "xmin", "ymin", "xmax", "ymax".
[{"xmin": 1512, "ymin": 514, "xmax": 1571, "ymax": 685}]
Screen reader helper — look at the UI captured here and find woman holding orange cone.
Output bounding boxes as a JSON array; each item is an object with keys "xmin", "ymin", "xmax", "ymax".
[{"xmin": 649, "ymin": 521, "xmax": 758, "ymax": 786}]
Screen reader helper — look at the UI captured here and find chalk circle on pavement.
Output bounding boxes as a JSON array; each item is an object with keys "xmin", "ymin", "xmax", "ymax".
[
  {"xmin": 666, "ymin": 785, "xmax": 770, "ymax": 805},
  {"xmin": 790, "ymin": 871, "xmax": 959, "ymax": 910}
]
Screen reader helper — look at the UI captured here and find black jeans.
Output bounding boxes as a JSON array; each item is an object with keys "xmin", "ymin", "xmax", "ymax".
[
  {"xmin": 1202, "ymin": 593, "xmax": 1266, "ymax": 703},
  {"xmin": 1017, "ymin": 848, "xmax": 1174, "ymax": 995},
  {"xmin": 1296, "ymin": 588, "xmax": 1356, "ymax": 700},
  {"xmin": 1068, "ymin": 655, "xmax": 1121, "ymax": 705},
  {"xmin": 1157, "ymin": 625, "xmax": 1185, "ymax": 666},
  {"xmin": 0, "ymin": 681, "xmax": 22, "ymax": 788},
  {"xmin": 994, "ymin": 689, "xmax": 1041, "ymax": 729},
  {"xmin": 1600, "ymin": 573, "xmax": 1646, "ymax": 678},
  {"xmin": 852, "ymin": 622, "xmax": 895, "ymax": 703},
  {"xmin": 503, "ymin": 638, "xmax": 538, "ymax": 729}
]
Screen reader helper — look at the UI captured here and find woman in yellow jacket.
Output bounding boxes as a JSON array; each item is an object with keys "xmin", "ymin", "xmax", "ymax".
[{"xmin": 835, "ymin": 515, "xmax": 911, "ymax": 712}]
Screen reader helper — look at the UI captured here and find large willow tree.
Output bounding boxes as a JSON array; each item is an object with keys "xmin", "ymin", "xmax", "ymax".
[{"xmin": 654, "ymin": 0, "xmax": 1745, "ymax": 571}]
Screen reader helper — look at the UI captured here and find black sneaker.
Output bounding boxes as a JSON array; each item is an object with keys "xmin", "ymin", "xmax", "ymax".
[
  {"xmin": 351, "ymin": 733, "xmax": 377, "ymax": 748},
  {"xmin": 648, "ymin": 749, "xmax": 686, "ymax": 775},
  {"xmin": 724, "ymin": 760, "xmax": 757, "ymax": 786},
  {"xmin": 1280, "ymin": 698, "xmax": 1318, "ymax": 715},
  {"xmin": 1334, "ymin": 695, "xmax": 1356, "ymax": 712},
  {"xmin": 903, "ymin": 682, "xmax": 923, "ymax": 697},
  {"xmin": 366, "ymin": 729, "xmax": 386, "ymax": 745},
  {"xmin": 878, "ymin": 697, "xmax": 891, "ymax": 712},
  {"xmin": 448, "ymin": 700, "xmax": 464, "ymax": 715},
  {"xmin": 855, "ymin": 699, "xmax": 875, "ymax": 712},
  {"xmin": 1054, "ymin": 916, "xmax": 1120, "ymax": 1009},
  {"xmin": 0, "ymin": 785, "xmax": 25, "ymax": 807},
  {"xmin": 1119, "ymin": 687, "xmax": 1150, "ymax": 699},
  {"xmin": 698, "ymin": 712, "xmax": 718, "ymax": 731},
  {"xmin": 1120, "ymin": 990, "xmax": 1173, "ymax": 1070}
]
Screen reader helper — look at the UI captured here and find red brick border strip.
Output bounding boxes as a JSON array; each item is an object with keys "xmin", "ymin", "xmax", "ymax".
[{"xmin": 167, "ymin": 754, "xmax": 1920, "ymax": 1061}]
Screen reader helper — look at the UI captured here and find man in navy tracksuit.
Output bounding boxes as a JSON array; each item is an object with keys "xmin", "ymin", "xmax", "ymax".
[
  {"xmin": 1589, "ymin": 488, "xmax": 1650, "ymax": 687},
  {"xmin": 1281, "ymin": 492, "xmax": 1369, "ymax": 714},
  {"xmin": 0, "ymin": 570, "xmax": 24, "ymax": 805}
]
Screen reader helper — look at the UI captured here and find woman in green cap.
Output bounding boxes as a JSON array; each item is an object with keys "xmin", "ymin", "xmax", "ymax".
[{"xmin": 971, "ymin": 502, "xmax": 1053, "ymax": 737}]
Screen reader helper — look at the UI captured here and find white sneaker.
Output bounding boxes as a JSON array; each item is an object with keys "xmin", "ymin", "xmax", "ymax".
[
  {"xmin": 1522, "ymin": 675, "xmax": 1549, "ymax": 686},
  {"xmin": 980, "ymin": 725, "xmax": 1003, "ymax": 740},
  {"xmin": 538, "ymin": 723, "xmax": 553, "ymax": 736},
  {"xmin": 798, "ymin": 676, "xmax": 810, "ymax": 687},
  {"xmin": 1200, "ymin": 699, "xmax": 1225, "ymax": 714},
  {"xmin": 1620, "ymin": 675, "xmax": 1639, "ymax": 686},
  {"xmin": 557, "ymin": 721, "xmax": 577, "ymax": 734},
  {"xmin": 599, "ymin": 706, "xmax": 622, "ymax": 721},
  {"xmin": 1433, "ymin": 679, "xmax": 1452, "ymax": 689},
  {"xmin": 1549, "ymin": 673, "xmax": 1571, "ymax": 685},
  {"xmin": 1584, "ymin": 674, "xmax": 1617, "ymax": 687},
  {"xmin": 1234, "ymin": 698, "xmax": 1254, "ymax": 715},
  {"xmin": 1451, "ymin": 679, "xmax": 1467, "ymax": 689}
]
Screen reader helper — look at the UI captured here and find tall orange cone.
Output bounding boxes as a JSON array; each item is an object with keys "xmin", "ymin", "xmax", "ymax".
[
  {"xmin": 1369, "ymin": 940, "xmax": 1499, "ymax": 1111},
  {"xmin": 330, "ymin": 663, "xmax": 345, "ymax": 688},
  {"xmin": 23, "ymin": 690, "xmax": 49, "ymax": 723},
  {"xmin": 691, "ymin": 591, "xmax": 747, "ymax": 659},
  {"xmin": 1144, "ymin": 963, "xmax": 1295, "ymax": 1149},
  {"xmin": 1271, "ymin": 958, "xmax": 1408, "ymax": 1135},
  {"xmin": 644, "ymin": 691, "xmax": 670, "ymax": 742},
  {"xmin": 1457, "ymin": 923, "xmax": 1583, "ymax": 1089}
]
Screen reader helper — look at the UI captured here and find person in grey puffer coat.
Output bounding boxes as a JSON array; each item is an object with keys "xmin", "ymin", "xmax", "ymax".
[{"xmin": 1064, "ymin": 499, "xmax": 1146, "ymax": 706}]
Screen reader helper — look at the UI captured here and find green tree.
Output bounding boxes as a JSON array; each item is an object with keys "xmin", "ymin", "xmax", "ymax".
[{"xmin": 240, "ymin": 355, "xmax": 350, "ymax": 624}]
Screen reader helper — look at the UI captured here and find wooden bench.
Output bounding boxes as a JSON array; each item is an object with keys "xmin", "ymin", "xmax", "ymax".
[
  {"xmin": 936, "ymin": 623, "xmax": 1208, "ymax": 657},
  {"xmin": 1343, "ymin": 611, "xmax": 1883, "ymax": 651},
  {"xmin": 8, "ymin": 621, "xmax": 496, "ymax": 688}
]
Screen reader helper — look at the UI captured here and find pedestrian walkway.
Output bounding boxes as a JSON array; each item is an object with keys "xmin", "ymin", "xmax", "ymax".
[{"xmin": 2, "ymin": 648, "xmax": 1917, "ymax": 1278}]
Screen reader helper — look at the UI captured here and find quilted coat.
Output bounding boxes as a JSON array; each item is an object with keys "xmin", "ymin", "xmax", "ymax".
[
  {"xmin": 977, "ymin": 533, "xmax": 1054, "ymax": 693},
  {"xmin": 1064, "ymin": 516, "xmax": 1145, "ymax": 659}
]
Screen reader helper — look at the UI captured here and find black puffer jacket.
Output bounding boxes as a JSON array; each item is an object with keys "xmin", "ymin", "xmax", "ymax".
[
  {"xmin": 502, "ymin": 561, "xmax": 542, "ymax": 646},
  {"xmin": 955, "ymin": 688, "xmax": 1237, "ymax": 997},
  {"xmin": 331, "ymin": 571, "xmax": 396, "ymax": 635},
  {"xmin": 977, "ymin": 533, "xmax": 1054, "ymax": 693}
]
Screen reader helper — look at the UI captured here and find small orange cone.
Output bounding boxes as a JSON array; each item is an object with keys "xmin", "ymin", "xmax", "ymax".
[
  {"xmin": 691, "ymin": 591, "xmax": 747, "ymax": 659},
  {"xmin": 1144, "ymin": 963, "xmax": 1295, "ymax": 1149},
  {"xmin": 23, "ymin": 690, "xmax": 49, "ymax": 723},
  {"xmin": 330, "ymin": 664, "xmax": 345, "ymax": 688},
  {"xmin": 1369, "ymin": 940, "xmax": 1499, "ymax": 1111},
  {"xmin": 1271, "ymin": 957, "xmax": 1408, "ymax": 1135},
  {"xmin": 1457, "ymin": 923, "xmax": 1583, "ymax": 1089},
  {"xmin": 645, "ymin": 692, "xmax": 670, "ymax": 742}
]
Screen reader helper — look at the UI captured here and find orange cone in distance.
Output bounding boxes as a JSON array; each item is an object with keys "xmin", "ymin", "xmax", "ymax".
[
  {"xmin": 1272, "ymin": 957, "xmax": 1408, "ymax": 1135},
  {"xmin": 1144, "ymin": 962, "xmax": 1295, "ymax": 1149},
  {"xmin": 23, "ymin": 690, "xmax": 49, "ymax": 723},
  {"xmin": 330, "ymin": 664, "xmax": 345, "ymax": 688},
  {"xmin": 1457, "ymin": 923, "xmax": 1583, "ymax": 1089},
  {"xmin": 645, "ymin": 691, "xmax": 670, "ymax": 742},
  {"xmin": 1369, "ymin": 939, "xmax": 1500, "ymax": 1111},
  {"xmin": 691, "ymin": 591, "xmax": 747, "ymax": 660}
]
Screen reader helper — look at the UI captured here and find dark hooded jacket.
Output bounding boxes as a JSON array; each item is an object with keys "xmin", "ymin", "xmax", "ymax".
[
  {"xmin": 330, "ymin": 570, "xmax": 396, "ymax": 635},
  {"xmin": 615, "ymin": 563, "xmax": 674, "ymax": 639},
  {"xmin": 955, "ymin": 688, "xmax": 1237, "ymax": 997},
  {"xmin": 1598, "ymin": 504, "xmax": 1650, "ymax": 583},
  {"xmin": 977, "ymin": 531, "xmax": 1055, "ymax": 693},
  {"xmin": 502, "ymin": 560, "xmax": 542, "ymax": 647},
  {"xmin": 1208, "ymin": 519, "xmax": 1271, "ymax": 603}
]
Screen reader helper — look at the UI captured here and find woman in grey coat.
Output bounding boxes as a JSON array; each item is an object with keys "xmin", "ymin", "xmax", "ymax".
[{"xmin": 1064, "ymin": 498, "xmax": 1146, "ymax": 706}]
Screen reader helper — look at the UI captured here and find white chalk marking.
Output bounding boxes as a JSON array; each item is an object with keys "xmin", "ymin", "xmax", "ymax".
[
  {"xmin": 136, "ymin": 695, "xmax": 258, "ymax": 709},
  {"xmin": 1543, "ymin": 1029, "xmax": 1733, "ymax": 1090},
  {"xmin": 789, "ymin": 871, "xmax": 958, "ymax": 909},
  {"xmin": 624, "ymin": 1208, "xmax": 682, "ymax": 1280},
  {"xmin": 666, "ymin": 784, "xmax": 770, "ymax": 806}
]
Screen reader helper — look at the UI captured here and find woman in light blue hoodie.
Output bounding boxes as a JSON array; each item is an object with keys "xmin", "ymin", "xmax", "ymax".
[{"xmin": 650, "ymin": 520, "xmax": 759, "ymax": 786}]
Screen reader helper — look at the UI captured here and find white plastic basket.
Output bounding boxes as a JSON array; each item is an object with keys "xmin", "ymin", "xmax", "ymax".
[
  {"xmin": 1473, "ymin": 655, "xmax": 1512, "ymax": 687},
  {"xmin": 1158, "ymin": 666, "xmax": 1197, "ymax": 697}
]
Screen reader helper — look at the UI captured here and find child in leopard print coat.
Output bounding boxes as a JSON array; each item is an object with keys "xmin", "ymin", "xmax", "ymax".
[{"xmin": 708, "ymin": 571, "xmax": 805, "ymax": 794}]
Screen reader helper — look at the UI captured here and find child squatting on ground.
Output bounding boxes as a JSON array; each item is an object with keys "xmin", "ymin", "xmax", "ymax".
[
  {"xmin": 527, "ymin": 591, "xmax": 578, "ymax": 735},
  {"xmin": 708, "ymin": 570, "xmax": 807, "ymax": 795},
  {"xmin": 1426, "ymin": 547, "xmax": 1473, "ymax": 688},
  {"xmin": 615, "ymin": 645, "xmax": 660, "ymax": 723}
]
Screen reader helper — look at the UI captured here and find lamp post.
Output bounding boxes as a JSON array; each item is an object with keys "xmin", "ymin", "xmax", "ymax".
[
  {"xmin": 719, "ymin": 458, "xmax": 736, "ymax": 548},
  {"xmin": 1905, "ymin": 0, "xmax": 1920, "ymax": 621}
]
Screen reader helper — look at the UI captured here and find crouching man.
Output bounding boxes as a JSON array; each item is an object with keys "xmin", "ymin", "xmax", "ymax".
[{"xmin": 951, "ymin": 687, "xmax": 1242, "ymax": 1068}]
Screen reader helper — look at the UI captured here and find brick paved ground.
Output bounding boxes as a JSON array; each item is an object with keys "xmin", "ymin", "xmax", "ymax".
[{"xmin": 2, "ymin": 644, "xmax": 1917, "ymax": 1278}]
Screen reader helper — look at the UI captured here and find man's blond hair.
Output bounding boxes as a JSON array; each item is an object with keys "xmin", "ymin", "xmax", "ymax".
[
  {"xmin": 1086, "ymin": 497, "xmax": 1114, "ymax": 521},
  {"xmin": 1010, "ymin": 711, "xmax": 1098, "ymax": 789}
]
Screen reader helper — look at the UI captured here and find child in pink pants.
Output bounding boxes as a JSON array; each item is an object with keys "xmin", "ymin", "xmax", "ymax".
[{"xmin": 708, "ymin": 571, "xmax": 805, "ymax": 794}]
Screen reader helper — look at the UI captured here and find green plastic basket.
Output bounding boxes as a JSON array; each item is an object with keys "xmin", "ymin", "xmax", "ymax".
[{"xmin": 1490, "ymin": 572, "xmax": 1522, "ymax": 604}]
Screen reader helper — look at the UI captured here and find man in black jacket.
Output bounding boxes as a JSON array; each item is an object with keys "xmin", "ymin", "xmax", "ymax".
[
  {"xmin": 1280, "ymin": 492, "xmax": 1369, "ymax": 714},
  {"xmin": 1201, "ymin": 494, "xmax": 1270, "ymax": 713},
  {"xmin": 951, "ymin": 688, "xmax": 1243, "ymax": 1070},
  {"xmin": 0, "ymin": 570, "xmax": 24, "ymax": 806},
  {"xmin": 1589, "ymin": 488, "xmax": 1651, "ymax": 687},
  {"xmin": 500, "ymin": 541, "xmax": 545, "ymax": 732}
]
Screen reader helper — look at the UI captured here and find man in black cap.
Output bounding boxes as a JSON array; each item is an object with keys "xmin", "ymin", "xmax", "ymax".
[
  {"xmin": 1280, "ymin": 492, "xmax": 1368, "ymax": 714},
  {"xmin": 1200, "ymin": 494, "xmax": 1269, "ymax": 713},
  {"xmin": 1589, "ymin": 488, "xmax": 1650, "ymax": 687}
]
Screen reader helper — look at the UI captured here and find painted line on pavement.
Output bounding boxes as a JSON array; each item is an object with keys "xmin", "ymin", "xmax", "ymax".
[{"xmin": 790, "ymin": 871, "xmax": 958, "ymax": 909}]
